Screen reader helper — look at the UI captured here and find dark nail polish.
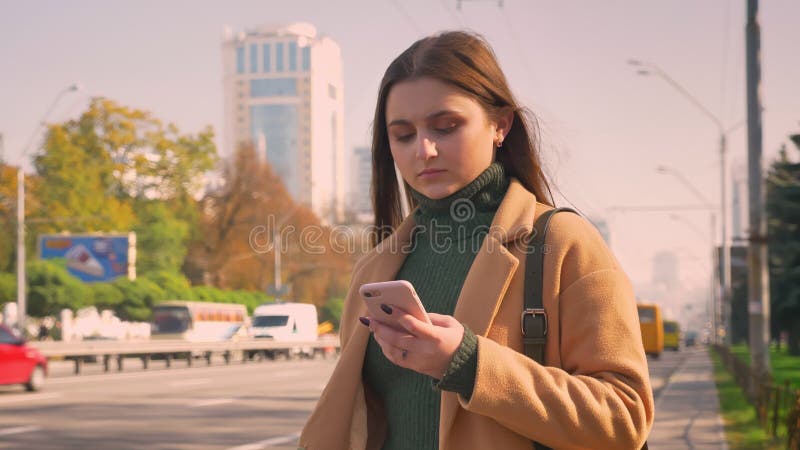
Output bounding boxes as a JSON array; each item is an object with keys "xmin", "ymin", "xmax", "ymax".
[
  {"xmin": 380, "ymin": 304, "xmax": 393, "ymax": 314},
  {"xmin": 359, "ymin": 317, "xmax": 370, "ymax": 326}
]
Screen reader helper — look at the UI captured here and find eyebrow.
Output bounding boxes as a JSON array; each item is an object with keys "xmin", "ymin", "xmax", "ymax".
[{"xmin": 387, "ymin": 110, "xmax": 459, "ymax": 127}]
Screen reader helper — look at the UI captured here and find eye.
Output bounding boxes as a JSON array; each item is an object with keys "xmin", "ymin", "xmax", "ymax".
[
  {"xmin": 394, "ymin": 132, "xmax": 416, "ymax": 143},
  {"xmin": 434, "ymin": 121, "xmax": 458, "ymax": 134}
]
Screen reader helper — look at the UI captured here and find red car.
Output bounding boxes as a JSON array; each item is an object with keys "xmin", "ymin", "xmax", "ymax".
[{"xmin": 0, "ymin": 324, "xmax": 47, "ymax": 391}]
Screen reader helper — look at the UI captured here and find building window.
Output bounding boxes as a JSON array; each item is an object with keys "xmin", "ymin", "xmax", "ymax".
[
  {"xmin": 276, "ymin": 42, "xmax": 285, "ymax": 72},
  {"xmin": 249, "ymin": 43, "xmax": 258, "ymax": 73},
  {"xmin": 302, "ymin": 46, "xmax": 311, "ymax": 71},
  {"xmin": 250, "ymin": 104, "xmax": 300, "ymax": 198},
  {"xmin": 236, "ymin": 46, "xmax": 245, "ymax": 74},
  {"xmin": 262, "ymin": 43, "xmax": 271, "ymax": 72},
  {"xmin": 289, "ymin": 41, "xmax": 298, "ymax": 72},
  {"xmin": 328, "ymin": 83, "xmax": 337, "ymax": 99},
  {"xmin": 250, "ymin": 78, "xmax": 298, "ymax": 97}
]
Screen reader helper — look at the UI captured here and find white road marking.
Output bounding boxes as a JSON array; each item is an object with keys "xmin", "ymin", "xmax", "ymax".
[
  {"xmin": 226, "ymin": 432, "xmax": 301, "ymax": 450},
  {"xmin": 0, "ymin": 392, "xmax": 62, "ymax": 405},
  {"xmin": 168, "ymin": 378, "xmax": 210, "ymax": 387},
  {"xmin": 0, "ymin": 426, "xmax": 41, "ymax": 436},
  {"xmin": 189, "ymin": 397, "xmax": 235, "ymax": 408}
]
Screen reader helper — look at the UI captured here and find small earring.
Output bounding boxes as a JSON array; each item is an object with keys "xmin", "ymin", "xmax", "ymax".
[{"xmin": 497, "ymin": 140, "xmax": 504, "ymax": 149}]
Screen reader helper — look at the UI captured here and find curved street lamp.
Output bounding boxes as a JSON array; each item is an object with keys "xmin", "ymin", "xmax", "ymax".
[
  {"xmin": 630, "ymin": 58, "xmax": 744, "ymax": 345},
  {"xmin": 15, "ymin": 84, "xmax": 82, "ymax": 334}
]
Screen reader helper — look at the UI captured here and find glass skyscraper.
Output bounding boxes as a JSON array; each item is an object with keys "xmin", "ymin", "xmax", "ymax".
[{"xmin": 222, "ymin": 23, "xmax": 345, "ymax": 223}]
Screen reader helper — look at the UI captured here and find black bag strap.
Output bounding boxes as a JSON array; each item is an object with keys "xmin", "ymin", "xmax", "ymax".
[
  {"xmin": 522, "ymin": 207, "xmax": 578, "ymax": 365},
  {"xmin": 522, "ymin": 207, "xmax": 648, "ymax": 450}
]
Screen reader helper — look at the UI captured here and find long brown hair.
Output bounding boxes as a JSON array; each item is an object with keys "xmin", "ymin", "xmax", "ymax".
[{"xmin": 371, "ymin": 31, "xmax": 554, "ymax": 246}]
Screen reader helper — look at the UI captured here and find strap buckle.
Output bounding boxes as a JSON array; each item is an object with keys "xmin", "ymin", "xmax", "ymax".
[{"xmin": 521, "ymin": 308, "xmax": 548, "ymax": 337}]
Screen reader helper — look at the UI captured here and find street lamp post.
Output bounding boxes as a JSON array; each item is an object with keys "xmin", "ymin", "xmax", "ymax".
[
  {"xmin": 657, "ymin": 165, "xmax": 720, "ymax": 344},
  {"xmin": 16, "ymin": 84, "xmax": 81, "ymax": 335},
  {"xmin": 630, "ymin": 59, "xmax": 743, "ymax": 345}
]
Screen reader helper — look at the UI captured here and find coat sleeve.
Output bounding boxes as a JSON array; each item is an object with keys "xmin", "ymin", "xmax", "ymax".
[{"xmin": 459, "ymin": 215, "xmax": 654, "ymax": 449}]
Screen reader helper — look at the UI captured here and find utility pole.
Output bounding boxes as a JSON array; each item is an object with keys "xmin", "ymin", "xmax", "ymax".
[{"xmin": 745, "ymin": 0, "xmax": 770, "ymax": 375}]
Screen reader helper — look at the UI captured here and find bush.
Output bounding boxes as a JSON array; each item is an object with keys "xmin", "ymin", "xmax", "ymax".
[
  {"xmin": 193, "ymin": 285, "xmax": 226, "ymax": 303},
  {"xmin": 26, "ymin": 260, "xmax": 93, "ymax": 317},
  {"xmin": 320, "ymin": 297, "xmax": 345, "ymax": 330},
  {"xmin": 112, "ymin": 277, "xmax": 165, "ymax": 322},
  {"xmin": 143, "ymin": 271, "xmax": 194, "ymax": 300},
  {"xmin": 91, "ymin": 283, "xmax": 124, "ymax": 311}
]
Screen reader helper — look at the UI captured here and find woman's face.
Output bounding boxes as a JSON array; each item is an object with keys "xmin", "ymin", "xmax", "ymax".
[{"xmin": 385, "ymin": 77, "xmax": 511, "ymax": 200}]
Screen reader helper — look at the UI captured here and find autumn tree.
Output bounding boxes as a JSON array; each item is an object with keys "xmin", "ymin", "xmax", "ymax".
[
  {"xmin": 187, "ymin": 144, "xmax": 355, "ymax": 307},
  {"xmin": 31, "ymin": 98, "xmax": 216, "ymax": 275}
]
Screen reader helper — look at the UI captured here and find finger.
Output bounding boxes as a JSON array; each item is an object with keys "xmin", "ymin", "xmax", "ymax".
[
  {"xmin": 372, "ymin": 331, "xmax": 409, "ymax": 365},
  {"xmin": 392, "ymin": 313, "xmax": 439, "ymax": 339},
  {"xmin": 370, "ymin": 318, "xmax": 416, "ymax": 348},
  {"xmin": 427, "ymin": 313, "xmax": 460, "ymax": 328}
]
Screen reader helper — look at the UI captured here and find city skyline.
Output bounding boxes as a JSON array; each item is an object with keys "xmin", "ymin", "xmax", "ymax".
[{"xmin": 1, "ymin": 0, "xmax": 799, "ymax": 297}]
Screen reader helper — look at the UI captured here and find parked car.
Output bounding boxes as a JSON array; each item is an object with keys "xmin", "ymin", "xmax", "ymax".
[{"xmin": 0, "ymin": 324, "xmax": 48, "ymax": 391}]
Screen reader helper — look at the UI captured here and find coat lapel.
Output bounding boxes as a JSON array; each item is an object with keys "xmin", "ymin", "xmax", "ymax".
[
  {"xmin": 439, "ymin": 179, "xmax": 538, "ymax": 450},
  {"xmin": 303, "ymin": 213, "xmax": 420, "ymax": 450}
]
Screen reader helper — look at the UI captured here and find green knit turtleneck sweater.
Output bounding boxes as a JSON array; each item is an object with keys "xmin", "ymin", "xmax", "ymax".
[{"xmin": 362, "ymin": 162, "xmax": 510, "ymax": 450}]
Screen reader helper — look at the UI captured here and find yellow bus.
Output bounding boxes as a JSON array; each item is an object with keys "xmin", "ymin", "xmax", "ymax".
[
  {"xmin": 637, "ymin": 303, "xmax": 664, "ymax": 358},
  {"xmin": 150, "ymin": 301, "xmax": 248, "ymax": 341},
  {"xmin": 663, "ymin": 320, "xmax": 681, "ymax": 351}
]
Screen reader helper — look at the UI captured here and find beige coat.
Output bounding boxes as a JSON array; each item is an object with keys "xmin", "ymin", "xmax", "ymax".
[{"xmin": 299, "ymin": 179, "xmax": 654, "ymax": 450}]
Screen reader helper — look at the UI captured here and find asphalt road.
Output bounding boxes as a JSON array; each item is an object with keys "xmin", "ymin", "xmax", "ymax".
[
  {"xmin": 0, "ymin": 357, "xmax": 336, "ymax": 450},
  {"xmin": 0, "ymin": 347, "xmax": 688, "ymax": 449}
]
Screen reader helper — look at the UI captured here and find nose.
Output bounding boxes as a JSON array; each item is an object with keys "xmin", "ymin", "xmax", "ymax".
[{"xmin": 416, "ymin": 137, "xmax": 437, "ymax": 160}]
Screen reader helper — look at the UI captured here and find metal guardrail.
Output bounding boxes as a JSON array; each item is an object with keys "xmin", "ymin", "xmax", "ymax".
[{"xmin": 29, "ymin": 337, "xmax": 340, "ymax": 374}]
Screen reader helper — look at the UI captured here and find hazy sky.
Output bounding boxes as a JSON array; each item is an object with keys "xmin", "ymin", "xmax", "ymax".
[{"xmin": 1, "ymin": 0, "xmax": 798, "ymax": 299}]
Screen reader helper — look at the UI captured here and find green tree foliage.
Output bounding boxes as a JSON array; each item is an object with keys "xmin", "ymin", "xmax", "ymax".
[
  {"xmin": 90, "ymin": 282, "xmax": 124, "ymax": 311},
  {"xmin": 133, "ymin": 200, "xmax": 189, "ymax": 274},
  {"xmin": 320, "ymin": 297, "xmax": 345, "ymax": 330},
  {"xmin": 26, "ymin": 259, "xmax": 93, "ymax": 317},
  {"xmin": 30, "ymin": 97, "xmax": 216, "ymax": 275},
  {"xmin": 0, "ymin": 272, "xmax": 15, "ymax": 304},
  {"xmin": 766, "ymin": 143, "xmax": 800, "ymax": 355},
  {"xmin": 0, "ymin": 164, "xmax": 18, "ymax": 272},
  {"xmin": 111, "ymin": 277, "xmax": 165, "ymax": 322},
  {"xmin": 143, "ymin": 271, "xmax": 194, "ymax": 300}
]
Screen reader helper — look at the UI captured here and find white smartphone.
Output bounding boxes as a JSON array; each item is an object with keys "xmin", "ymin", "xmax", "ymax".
[{"xmin": 359, "ymin": 280, "xmax": 432, "ymax": 331}]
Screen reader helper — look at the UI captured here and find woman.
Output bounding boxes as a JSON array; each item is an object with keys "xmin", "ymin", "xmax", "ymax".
[{"xmin": 299, "ymin": 31, "xmax": 653, "ymax": 450}]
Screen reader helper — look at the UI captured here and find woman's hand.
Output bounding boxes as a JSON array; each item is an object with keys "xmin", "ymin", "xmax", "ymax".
[{"xmin": 363, "ymin": 308, "xmax": 465, "ymax": 379}]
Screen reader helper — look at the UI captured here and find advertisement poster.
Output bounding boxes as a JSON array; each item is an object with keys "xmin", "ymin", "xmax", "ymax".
[{"xmin": 38, "ymin": 233, "xmax": 137, "ymax": 282}]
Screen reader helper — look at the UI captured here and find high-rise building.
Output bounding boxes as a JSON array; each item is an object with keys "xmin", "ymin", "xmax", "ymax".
[
  {"xmin": 221, "ymin": 22, "xmax": 345, "ymax": 223},
  {"xmin": 350, "ymin": 146, "xmax": 372, "ymax": 220}
]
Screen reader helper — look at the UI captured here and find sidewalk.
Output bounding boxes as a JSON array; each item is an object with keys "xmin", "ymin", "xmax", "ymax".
[{"xmin": 648, "ymin": 347, "xmax": 728, "ymax": 450}]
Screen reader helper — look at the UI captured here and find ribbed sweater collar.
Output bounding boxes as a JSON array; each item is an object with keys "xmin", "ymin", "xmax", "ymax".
[{"xmin": 410, "ymin": 162, "xmax": 509, "ymax": 237}]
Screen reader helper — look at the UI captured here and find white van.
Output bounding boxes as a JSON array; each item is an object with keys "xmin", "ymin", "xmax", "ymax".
[{"xmin": 250, "ymin": 302, "xmax": 318, "ymax": 359}]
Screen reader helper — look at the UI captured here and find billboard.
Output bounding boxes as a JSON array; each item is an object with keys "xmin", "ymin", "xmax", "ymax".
[{"xmin": 38, "ymin": 233, "xmax": 136, "ymax": 283}]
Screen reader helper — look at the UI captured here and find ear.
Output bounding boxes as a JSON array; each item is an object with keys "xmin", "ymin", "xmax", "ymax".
[{"xmin": 493, "ymin": 107, "xmax": 514, "ymax": 143}]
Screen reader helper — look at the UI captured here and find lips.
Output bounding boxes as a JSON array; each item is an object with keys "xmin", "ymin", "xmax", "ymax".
[{"xmin": 418, "ymin": 169, "xmax": 446, "ymax": 177}]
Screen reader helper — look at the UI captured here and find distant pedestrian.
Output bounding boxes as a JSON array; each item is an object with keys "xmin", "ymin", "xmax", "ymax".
[
  {"xmin": 300, "ymin": 31, "xmax": 653, "ymax": 449},
  {"xmin": 38, "ymin": 323, "xmax": 48, "ymax": 341}
]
